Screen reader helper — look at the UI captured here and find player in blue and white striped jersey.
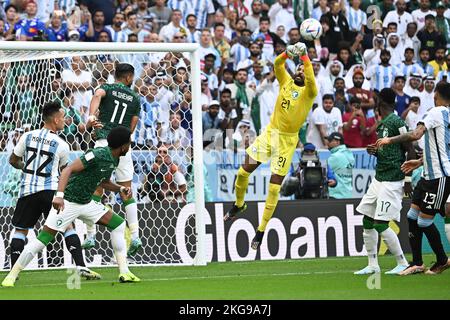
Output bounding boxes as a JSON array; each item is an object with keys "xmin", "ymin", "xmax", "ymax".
[
  {"xmin": 8, "ymin": 101, "xmax": 100, "ymax": 279},
  {"xmin": 376, "ymin": 82, "xmax": 450, "ymax": 275},
  {"xmin": 366, "ymin": 50, "xmax": 400, "ymax": 93}
]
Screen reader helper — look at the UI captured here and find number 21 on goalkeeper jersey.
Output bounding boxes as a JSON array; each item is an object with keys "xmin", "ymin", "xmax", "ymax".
[{"xmin": 13, "ymin": 128, "xmax": 70, "ymax": 198}]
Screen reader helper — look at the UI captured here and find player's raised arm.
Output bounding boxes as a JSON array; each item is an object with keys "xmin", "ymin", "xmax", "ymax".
[
  {"xmin": 273, "ymin": 51, "xmax": 290, "ymax": 85},
  {"xmin": 294, "ymin": 42, "xmax": 318, "ymax": 99},
  {"xmin": 87, "ymin": 87, "xmax": 106, "ymax": 129}
]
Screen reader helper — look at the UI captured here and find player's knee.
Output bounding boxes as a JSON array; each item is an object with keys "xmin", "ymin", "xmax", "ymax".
[
  {"xmin": 417, "ymin": 216, "xmax": 433, "ymax": 228},
  {"xmin": 373, "ymin": 221, "xmax": 389, "ymax": 233},
  {"xmin": 362, "ymin": 216, "xmax": 374, "ymax": 229},
  {"xmin": 37, "ymin": 230, "xmax": 55, "ymax": 246},
  {"xmin": 407, "ymin": 207, "xmax": 420, "ymax": 220}
]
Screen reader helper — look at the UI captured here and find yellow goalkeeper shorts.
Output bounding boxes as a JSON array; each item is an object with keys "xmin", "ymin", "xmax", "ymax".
[{"xmin": 246, "ymin": 124, "xmax": 299, "ymax": 176}]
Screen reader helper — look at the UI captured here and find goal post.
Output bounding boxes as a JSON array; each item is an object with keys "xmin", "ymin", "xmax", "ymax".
[{"xmin": 0, "ymin": 41, "xmax": 207, "ymax": 269}]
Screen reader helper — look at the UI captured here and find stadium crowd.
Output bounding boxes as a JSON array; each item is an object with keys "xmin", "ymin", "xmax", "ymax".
[{"xmin": 0, "ymin": 0, "xmax": 450, "ymax": 202}]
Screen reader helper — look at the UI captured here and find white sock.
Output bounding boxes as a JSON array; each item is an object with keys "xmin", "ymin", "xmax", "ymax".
[
  {"xmin": 381, "ymin": 227, "xmax": 408, "ymax": 266},
  {"xmin": 125, "ymin": 202, "xmax": 139, "ymax": 241},
  {"xmin": 86, "ymin": 223, "xmax": 96, "ymax": 240},
  {"xmin": 9, "ymin": 239, "xmax": 45, "ymax": 279},
  {"xmin": 445, "ymin": 223, "xmax": 450, "ymax": 245},
  {"xmin": 110, "ymin": 222, "xmax": 129, "ymax": 274},
  {"xmin": 363, "ymin": 228, "xmax": 379, "ymax": 268}
]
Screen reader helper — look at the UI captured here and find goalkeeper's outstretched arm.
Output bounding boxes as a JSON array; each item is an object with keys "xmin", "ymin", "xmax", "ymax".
[
  {"xmin": 301, "ymin": 55, "xmax": 318, "ymax": 99},
  {"xmin": 273, "ymin": 52, "xmax": 290, "ymax": 85}
]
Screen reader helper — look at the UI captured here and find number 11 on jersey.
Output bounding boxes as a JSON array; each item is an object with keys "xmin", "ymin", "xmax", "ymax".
[{"xmin": 111, "ymin": 100, "xmax": 128, "ymax": 124}]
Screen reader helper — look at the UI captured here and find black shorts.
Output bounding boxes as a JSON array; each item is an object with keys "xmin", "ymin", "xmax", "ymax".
[
  {"xmin": 412, "ymin": 177, "xmax": 450, "ymax": 216},
  {"xmin": 12, "ymin": 190, "xmax": 55, "ymax": 229}
]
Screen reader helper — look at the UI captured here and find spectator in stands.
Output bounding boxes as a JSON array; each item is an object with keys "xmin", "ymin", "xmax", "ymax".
[
  {"xmin": 159, "ymin": 9, "xmax": 186, "ymax": 43},
  {"xmin": 336, "ymin": 46, "xmax": 355, "ymax": 75},
  {"xmin": 417, "ymin": 14, "xmax": 446, "ymax": 59},
  {"xmin": 123, "ymin": 12, "xmax": 150, "ymax": 42},
  {"xmin": 160, "ymin": 112, "xmax": 190, "ymax": 150},
  {"xmin": 342, "ymin": 96, "xmax": 366, "ymax": 148},
  {"xmin": 393, "ymin": 75, "xmax": 410, "ymax": 116},
  {"xmin": 203, "ymin": 53, "xmax": 219, "ymax": 99},
  {"xmin": 401, "ymin": 22, "xmax": 421, "ymax": 61},
  {"xmin": 429, "ymin": 46, "xmax": 447, "ymax": 77},
  {"xmin": 212, "ymin": 23, "xmax": 230, "ymax": 63},
  {"xmin": 3, "ymin": 4, "xmax": 20, "ymax": 40},
  {"xmin": 244, "ymin": 0, "xmax": 262, "ymax": 33},
  {"xmin": 311, "ymin": 0, "xmax": 329, "ymax": 21},
  {"xmin": 364, "ymin": 34, "xmax": 385, "ymax": 68},
  {"xmin": 386, "ymin": 32, "xmax": 404, "ymax": 66},
  {"xmin": 199, "ymin": 28, "xmax": 221, "ymax": 70},
  {"xmin": 323, "ymin": 0, "xmax": 350, "ymax": 56},
  {"xmin": 149, "ymin": 0, "xmax": 172, "ymax": 33},
  {"xmin": 419, "ymin": 75, "xmax": 436, "ymax": 113},
  {"xmin": 268, "ymin": 0, "xmax": 297, "ymax": 34},
  {"xmin": 190, "ymin": 0, "xmax": 216, "ymax": 29},
  {"xmin": 106, "ymin": 12, "xmax": 128, "ymax": 42},
  {"xmin": 417, "ymin": 47, "xmax": 434, "ymax": 75},
  {"xmin": 226, "ymin": 68, "xmax": 255, "ymax": 125},
  {"xmin": 217, "ymin": 88, "xmax": 237, "ymax": 132},
  {"xmin": 143, "ymin": 145, "xmax": 187, "ymax": 203},
  {"xmin": 136, "ymin": 0, "xmax": 155, "ymax": 32},
  {"xmin": 46, "ymin": 12, "xmax": 68, "ymax": 41},
  {"xmin": 185, "ymin": 14, "xmax": 200, "ymax": 43},
  {"xmin": 383, "ymin": 0, "xmax": 413, "ymax": 36},
  {"xmin": 412, "ymin": 0, "xmax": 435, "ymax": 31},
  {"xmin": 16, "ymin": 0, "xmax": 46, "ymax": 41},
  {"xmin": 61, "ymin": 56, "xmax": 92, "ymax": 122},
  {"xmin": 202, "ymin": 100, "xmax": 221, "ymax": 135},
  {"xmin": 61, "ymin": 89, "xmax": 86, "ymax": 151},
  {"xmin": 327, "ymin": 132, "xmax": 355, "ymax": 199},
  {"xmin": 306, "ymin": 94, "xmax": 343, "ymax": 150},
  {"xmin": 404, "ymin": 72, "xmax": 422, "ymax": 97},
  {"xmin": 345, "ymin": 0, "xmax": 367, "ymax": 40},
  {"xmin": 435, "ymin": 2, "xmax": 450, "ymax": 45},
  {"xmin": 91, "ymin": 9, "xmax": 111, "ymax": 41},
  {"xmin": 385, "ymin": 22, "xmax": 398, "ymax": 35},
  {"xmin": 252, "ymin": 17, "xmax": 280, "ymax": 59},
  {"xmin": 347, "ymin": 69, "xmax": 375, "ymax": 116},
  {"xmin": 402, "ymin": 96, "xmax": 421, "ymax": 130},
  {"xmin": 366, "ymin": 49, "xmax": 399, "ymax": 93},
  {"xmin": 227, "ymin": 119, "xmax": 255, "ymax": 151},
  {"xmin": 400, "ymin": 47, "xmax": 423, "ymax": 78}
]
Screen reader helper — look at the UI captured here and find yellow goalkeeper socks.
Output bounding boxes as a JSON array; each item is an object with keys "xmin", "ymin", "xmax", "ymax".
[
  {"xmin": 257, "ymin": 183, "xmax": 281, "ymax": 232},
  {"xmin": 235, "ymin": 167, "xmax": 251, "ymax": 208}
]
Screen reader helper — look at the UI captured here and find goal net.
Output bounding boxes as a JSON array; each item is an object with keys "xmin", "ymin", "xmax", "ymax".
[{"xmin": 0, "ymin": 42, "xmax": 206, "ymax": 270}]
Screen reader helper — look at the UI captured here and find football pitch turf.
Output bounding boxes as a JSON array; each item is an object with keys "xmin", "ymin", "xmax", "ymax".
[{"xmin": 0, "ymin": 254, "xmax": 448, "ymax": 300}]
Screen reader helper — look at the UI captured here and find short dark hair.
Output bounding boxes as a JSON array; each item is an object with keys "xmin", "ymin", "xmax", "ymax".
[
  {"xmin": 323, "ymin": 94, "xmax": 334, "ymax": 102},
  {"xmin": 435, "ymin": 82, "xmax": 450, "ymax": 102},
  {"xmin": 349, "ymin": 96, "xmax": 361, "ymax": 105},
  {"xmin": 221, "ymin": 88, "xmax": 232, "ymax": 96},
  {"xmin": 126, "ymin": 12, "xmax": 137, "ymax": 19},
  {"xmin": 5, "ymin": 4, "xmax": 18, "ymax": 12},
  {"xmin": 380, "ymin": 49, "xmax": 391, "ymax": 56},
  {"xmin": 107, "ymin": 126, "xmax": 131, "ymax": 149},
  {"xmin": 214, "ymin": 22, "xmax": 225, "ymax": 30},
  {"xmin": 260, "ymin": 17, "xmax": 270, "ymax": 24},
  {"xmin": 42, "ymin": 101, "xmax": 63, "ymax": 122},
  {"xmin": 204, "ymin": 53, "xmax": 216, "ymax": 61},
  {"xmin": 410, "ymin": 96, "xmax": 421, "ymax": 104},
  {"xmin": 115, "ymin": 63, "xmax": 135, "ymax": 79},
  {"xmin": 419, "ymin": 47, "xmax": 430, "ymax": 54},
  {"xmin": 387, "ymin": 22, "xmax": 398, "ymax": 28},
  {"xmin": 186, "ymin": 14, "xmax": 196, "ymax": 22},
  {"xmin": 425, "ymin": 14, "xmax": 435, "ymax": 21}
]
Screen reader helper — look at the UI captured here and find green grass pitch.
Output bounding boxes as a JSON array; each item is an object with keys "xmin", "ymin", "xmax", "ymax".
[{"xmin": 0, "ymin": 254, "xmax": 448, "ymax": 300}]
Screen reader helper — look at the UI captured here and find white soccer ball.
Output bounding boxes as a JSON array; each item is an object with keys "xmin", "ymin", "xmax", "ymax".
[{"xmin": 300, "ymin": 18, "xmax": 323, "ymax": 41}]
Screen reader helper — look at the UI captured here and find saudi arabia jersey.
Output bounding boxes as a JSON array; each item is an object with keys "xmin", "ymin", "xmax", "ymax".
[
  {"xmin": 64, "ymin": 147, "xmax": 119, "ymax": 204},
  {"xmin": 270, "ymin": 53, "xmax": 318, "ymax": 134},
  {"xmin": 95, "ymin": 82, "xmax": 141, "ymax": 140},
  {"xmin": 13, "ymin": 128, "xmax": 70, "ymax": 198},
  {"xmin": 375, "ymin": 113, "xmax": 408, "ymax": 182}
]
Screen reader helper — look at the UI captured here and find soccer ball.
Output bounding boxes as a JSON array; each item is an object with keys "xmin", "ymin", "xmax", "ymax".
[{"xmin": 300, "ymin": 18, "xmax": 323, "ymax": 41}]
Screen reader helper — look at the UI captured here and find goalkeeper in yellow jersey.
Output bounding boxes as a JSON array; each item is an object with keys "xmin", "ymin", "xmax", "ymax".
[{"xmin": 224, "ymin": 42, "xmax": 318, "ymax": 250}]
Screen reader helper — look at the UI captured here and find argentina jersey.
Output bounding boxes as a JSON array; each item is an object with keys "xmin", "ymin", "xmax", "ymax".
[
  {"xmin": 400, "ymin": 63, "xmax": 423, "ymax": 78},
  {"xmin": 420, "ymin": 106, "xmax": 450, "ymax": 180},
  {"xmin": 437, "ymin": 70, "xmax": 450, "ymax": 83},
  {"xmin": 346, "ymin": 6, "xmax": 367, "ymax": 32},
  {"xmin": 367, "ymin": 65, "xmax": 399, "ymax": 92},
  {"xmin": 106, "ymin": 26, "xmax": 128, "ymax": 43},
  {"xmin": 13, "ymin": 129, "xmax": 70, "ymax": 198}
]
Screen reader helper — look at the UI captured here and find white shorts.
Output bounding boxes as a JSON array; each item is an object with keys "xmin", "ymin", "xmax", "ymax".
[
  {"xmin": 95, "ymin": 139, "xmax": 133, "ymax": 182},
  {"xmin": 356, "ymin": 178, "xmax": 404, "ymax": 222},
  {"xmin": 45, "ymin": 200, "xmax": 109, "ymax": 232}
]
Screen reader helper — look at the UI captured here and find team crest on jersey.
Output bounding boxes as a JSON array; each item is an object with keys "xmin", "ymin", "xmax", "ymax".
[
  {"xmin": 291, "ymin": 91, "xmax": 299, "ymax": 100},
  {"xmin": 382, "ymin": 127, "xmax": 389, "ymax": 137}
]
